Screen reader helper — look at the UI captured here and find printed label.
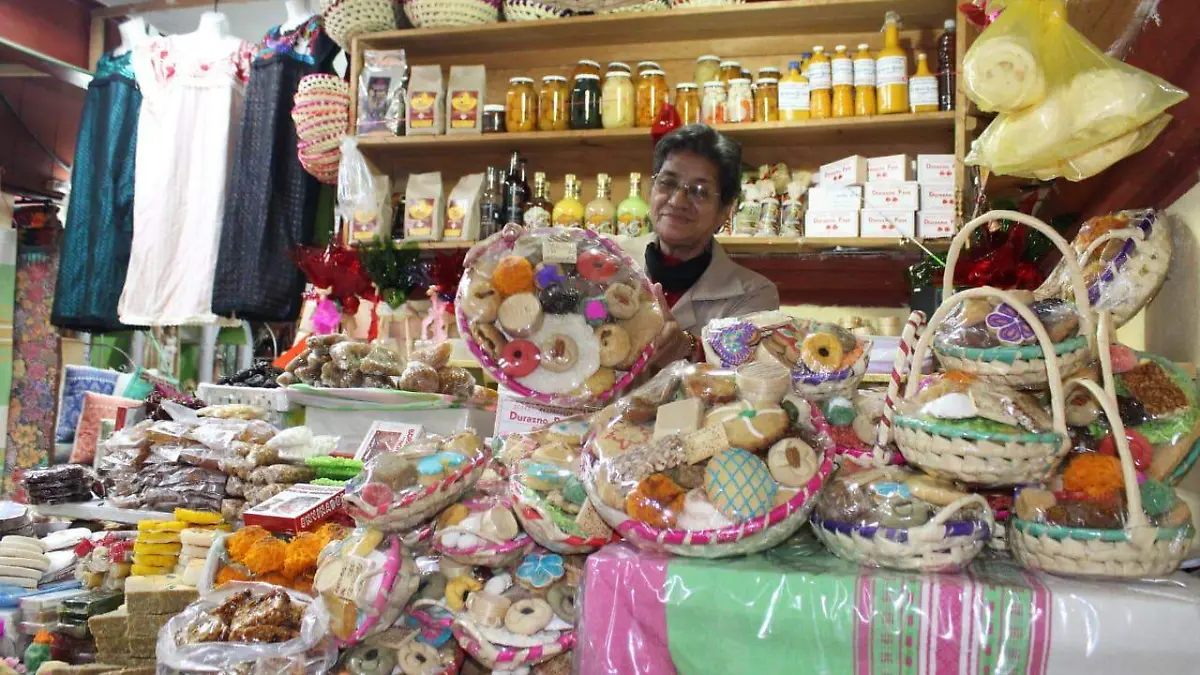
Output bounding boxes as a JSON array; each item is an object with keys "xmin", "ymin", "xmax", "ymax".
[
  {"xmin": 832, "ymin": 60, "xmax": 854, "ymax": 87},
  {"xmin": 853, "ymin": 58, "xmax": 876, "ymax": 87},
  {"xmin": 350, "ymin": 210, "xmax": 379, "ymax": 243},
  {"xmin": 617, "ymin": 214, "xmax": 645, "ymax": 236},
  {"xmin": 448, "ymin": 89, "xmax": 479, "ymax": 128},
  {"xmin": 876, "ymin": 56, "xmax": 908, "ymax": 86},
  {"xmin": 553, "ymin": 213, "xmax": 583, "ymax": 228},
  {"xmin": 334, "ymin": 556, "xmax": 370, "ymax": 601},
  {"xmin": 542, "ymin": 240, "xmax": 578, "ymax": 264},
  {"xmin": 405, "ymin": 198, "xmax": 435, "ymax": 237},
  {"xmin": 807, "ymin": 62, "xmax": 831, "ymax": 90},
  {"xmin": 585, "ymin": 213, "xmax": 614, "ymax": 233},
  {"xmin": 444, "ymin": 199, "xmax": 468, "ymax": 238},
  {"xmin": 778, "ymin": 82, "xmax": 811, "ymax": 111},
  {"xmin": 408, "ymin": 90, "xmax": 438, "ymax": 128},
  {"xmin": 909, "ymin": 77, "xmax": 938, "ymax": 108}
]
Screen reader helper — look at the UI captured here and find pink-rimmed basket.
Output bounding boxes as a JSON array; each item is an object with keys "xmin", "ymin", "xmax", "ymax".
[
  {"xmin": 511, "ymin": 479, "xmax": 617, "ymax": 555},
  {"xmin": 343, "ymin": 447, "xmax": 491, "ymax": 532},
  {"xmin": 432, "ymin": 494, "xmax": 536, "ymax": 567},
  {"xmin": 457, "ymin": 226, "xmax": 658, "ymax": 408},
  {"xmin": 582, "ymin": 400, "xmax": 837, "ymax": 558},
  {"xmin": 450, "ymin": 619, "xmax": 576, "ymax": 670}
]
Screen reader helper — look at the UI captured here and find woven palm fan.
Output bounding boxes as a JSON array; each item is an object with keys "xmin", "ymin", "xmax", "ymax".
[
  {"xmin": 932, "ymin": 210, "xmax": 1096, "ymax": 389},
  {"xmin": 1009, "ymin": 378, "xmax": 1195, "ymax": 578}
]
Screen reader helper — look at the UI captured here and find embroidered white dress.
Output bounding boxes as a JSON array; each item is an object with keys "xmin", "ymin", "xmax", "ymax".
[{"xmin": 119, "ymin": 34, "xmax": 254, "ymax": 326}]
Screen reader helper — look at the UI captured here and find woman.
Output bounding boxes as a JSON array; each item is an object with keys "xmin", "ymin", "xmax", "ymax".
[{"xmin": 648, "ymin": 124, "xmax": 780, "ymax": 363}]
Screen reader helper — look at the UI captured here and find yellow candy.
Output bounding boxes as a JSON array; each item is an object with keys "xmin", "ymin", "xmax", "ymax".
[
  {"xmin": 133, "ymin": 553, "xmax": 177, "ymax": 568},
  {"xmin": 173, "ymin": 508, "xmax": 224, "ymax": 525},
  {"xmin": 130, "ymin": 563, "xmax": 172, "ymax": 576},
  {"xmin": 136, "ymin": 531, "xmax": 181, "ymax": 544},
  {"xmin": 444, "ymin": 576, "xmax": 482, "ymax": 611},
  {"xmin": 134, "ymin": 542, "xmax": 182, "ymax": 556},
  {"xmin": 137, "ymin": 520, "xmax": 187, "ymax": 533}
]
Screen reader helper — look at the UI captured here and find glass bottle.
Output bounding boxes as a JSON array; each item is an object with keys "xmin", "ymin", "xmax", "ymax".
[
  {"xmin": 522, "ymin": 171, "xmax": 554, "ymax": 228},
  {"xmin": 876, "ymin": 11, "xmax": 909, "ymax": 115},
  {"xmin": 602, "ymin": 71, "xmax": 635, "ymax": 129},
  {"xmin": 853, "ymin": 43, "xmax": 877, "ymax": 116},
  {"xmin": 831, "ymin": 44, "xmax": 854, "ymax": 117},
  {"xmin": 479, "ymin": 166, "xmax": 504, "ymax": 237},
  {"xmin": 753, "ymin": 78, "xmax": 779, "ymax": 122},
  {"xmin": 719, "ymin": 60, "xmax": 741, "ymax": 84},
  {"xmin": 505, "ymin": 77, "xmax": 537, "ymax": 132},
  {"xmin": 616, "ymin": 173, "xmax": 650, "ymax": 237},
  {"xmin": 538, "ymin": 75, "xmax": 569, "ymax": 131},
  {"xmin": 700, "ymin": 81, "xmax": 727, "ymax": 125},
  {"xmin": 808, "ymin": 46, "xmax": 831, "ymax": 119},
  {"xmin": 573, "ymin": 59, "xmax": 601, "ymax": 79},
  {"xmin": 778, "ymin": 60, "xmax": 811, "ymax": 121},
  {"xmin": 938, "ymin": 19, "xmax": 957, "ymax": 111},
  {"xmin": 909, "ymin": 52, "xmax": 938, "ymax": 113},
  {"xmin": 503, "ymin": 151, "xmax": 529, "ymax": 225},
  {"xmin": 725, "ymin": 78, "xmax": 753, "ymax": 124},
  {"xmin": 552, "ymin": 174, "xmax": 585, "ymax": 228},
  {"xmin": 674, "ymin": 82, "xmax": 701, "ymax": 125},
  {"xmin": 585, "ymin": 173, "xmax": 616, "ymax": 234},
  {"xmin": 799, "ymin": 51, "xmax": 813, "ymax": 77},
  {"xmin": 636, "ymin": 69, "xmax": 669, "ymax": 127},
  {"xmin": 694, "ymin": 55, "xmax": 721, "ymax": 86},
  {"xmin": 570, "ymin": 73, "xmax": 603, "ymax": 129}
]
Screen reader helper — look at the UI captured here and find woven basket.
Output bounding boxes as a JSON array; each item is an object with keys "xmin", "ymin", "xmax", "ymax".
[
  {"xmin": 503, "ymin": 0, "xmax": 572, "ymax": 20},
  {"xmin": 451, "ymin": 619, "xmax": 575, "ymax": 670},
  {"xmin": 670, "ymin": 0, "xmax": 743, "ymax": 7},
  {"xmin": 511, "ymin": 480, "xmax": 616, "ymax": 555},
  {"xmin": 582, "ymin": 401, "xmax": 836, "ymax": 558},
  {"xmin": 811, "ymin": 494, "xmax": 994, "ymax": 572},
  {"xmin": 403, "ymin": 0, "xmax": 499, "ymax": 27},
  {"xmin": 932, "ymin": 211, "xmax": 1097, "ymax": 389},
  {"xmin": 433, "ymin": 530, "xmax": 535, "ymax": 567},
  {"xmin": 293, "ymin": 74, "xmax": 349, "ymax": 185},
  {"xmin": 319, "ymin": 0, "xmax": 398, "ymax": 50},
  {"xmin": 600, "ymin": 0, "xmax": 668, "ymax": 12},
  {"xmin": 1009, "ymin": 378, "xmax": 1196, "ymax": 578},
  {"xmin": 793, "ymin": 337, "xmax": 872, "ymax": 401},
  {"xmin": 297, "ymin": 73, "xmax": 349, "ymax": 96},
  {"xmin": 343, "ymin": 448, "xmax": 491, "ymax": 533},
  {"xmin": 1036, "ymin": 209, "xmax": 1172, "ymax": 329}
]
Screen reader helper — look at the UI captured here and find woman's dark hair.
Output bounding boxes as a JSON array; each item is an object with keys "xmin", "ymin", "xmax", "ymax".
[{"xmin": 651, "ymin": 124, "xmax": 743, "ymax": 206}]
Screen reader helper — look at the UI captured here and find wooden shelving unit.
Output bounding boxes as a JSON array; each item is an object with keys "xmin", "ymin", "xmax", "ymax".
[{"xmin": 396, "ymin": 235, "xmax": 952, "ymax": 255}]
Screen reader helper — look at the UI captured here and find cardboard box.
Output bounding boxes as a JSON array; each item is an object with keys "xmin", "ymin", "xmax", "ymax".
[
  {"xmin": 920, "ymin": 184, "xmax": 956, "ymax": 211},
  {"xmin": 917, "ymin": 154, "xmax": 956, "ymax": 184},
  {"xmin": 807, "ymin": 185, "xmax": 862, "ymax": 211},
  {"xmin": 819, "ymin": 155, "xmax": 868, "ymax": 186},
  {"xmin": 804, "ymin": 211, "xmax": 859, "ymax": 238},
  {"xmin": 867, "ymin": 154, "xmax": 912, "ymax": 182},
  {"xmin": 860, "ymin": 209, "xmax": 916, "ymax": 238},
  {"xmin": 354, "ymin": 421, "xmax": 425, "ymax": 462},
  {"xmin": 918, "ymin": 210, "xmax": 956, "ymax": 238},
  {"xmin": 242, "ymin": 484, "xmax": 345, "ymax": 534},
  {"xmin": 863, "ymin": 182, "xmax": 920, "ymax": 210},
  {"xmin": 495, "ymin": 386, "xmax": 596, "ymax": 438}
]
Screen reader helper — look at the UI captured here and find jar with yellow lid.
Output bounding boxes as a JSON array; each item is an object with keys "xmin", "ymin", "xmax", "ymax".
[
  {"xmin": 635, "ymin": 69, "xmax": 669, "ymax": 127},
  {"xmin": 753, "ymin": 78, "xmax": 779, "ymax": 122},
  {"xmin": 674, "ymin": 83, "xmax": 701, "ymax": 125},
  {"xmin": 573, "ymin": 59, "xmax": 601, "ymax": 79},
  {"xmin": 726, "ymin": 78, "xmax": 753, "ymax": 124},
  {"xmin": 719, "ymin": 60, "xmax": 742, "ymax": 83},
  {"xmin": 694, "ymin": 55, "xmax": 721, "ymax": 86},
  {"xmin": 505, "ymin": 77, "xmax": 537, "ymax": 132},
  {"xmin": 636, "ymin": 61, "xmax": 661, "ymax": 75},
  {"xmin": 538, "ymin": 75, "xmax": 569, "ymax": 131},
  {"xmin": 602, "ymin": 70, "xmax": 635, "ymax": 129}
]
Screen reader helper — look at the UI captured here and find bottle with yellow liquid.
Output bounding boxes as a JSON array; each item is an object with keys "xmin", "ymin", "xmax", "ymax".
[
  {"xmin": 778, "ymin": 60, "xmax": 811, "ymax": 121},
  {"xmin": 909, "ymin": 52, "xmax": 939, "ymax": 113},
  {"xmin": 807, "ymin": 46, "xmax": 831, "ymax": 119},
  {"xmin": 876, "ymin": 11, "xmax": 909, "ymax": 115},
  {"xmin": 585, "ymin": 173, "xmax": 616, "ymax": 234},
  {"xmin": 853, "ymin": 43, "xmax": 877, "ymax": 116},
  {"xmin": 552, "ymin": 174, "xmax": 585, "ymax": 228},
  {"xmin": 830, "ymin": 44, "xmax": 854, "ymax": 117},
  {"xmin": 799, "ymin": 51, "xmax": 812, "ymax": 78}
]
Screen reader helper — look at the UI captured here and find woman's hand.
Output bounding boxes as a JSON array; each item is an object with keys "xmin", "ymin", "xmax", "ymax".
[{"xmin": 649, "ymin": 283, "xmax": 695, "ymax": 366}]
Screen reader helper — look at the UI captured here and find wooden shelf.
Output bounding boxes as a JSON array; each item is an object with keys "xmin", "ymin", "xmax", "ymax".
[{"xmin": 394, "ymin": 234, "xmax": 952, "ymax": 255}]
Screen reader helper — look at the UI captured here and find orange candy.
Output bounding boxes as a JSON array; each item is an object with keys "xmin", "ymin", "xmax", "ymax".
[
  {"xmin": 227, "ymin": 525, "xmax": 271, "ymax": 561},
  {"xmin": 243, "ymin": 536, "xmax": 287, "ymax": 576},
  {"xmin": 1063, "ymin": 453, "xmax": 1125, "ymax": 500},
  {"xmin": 625, "ymin": 473, "xmax": 686, "ymax": 529},
  {"xmin": 215, "ymin": 565, "xmax": 250, "ymax": 586},
  {"xmin": 491, "ymin": 256, "xmax": 535, "ymax": 297}
]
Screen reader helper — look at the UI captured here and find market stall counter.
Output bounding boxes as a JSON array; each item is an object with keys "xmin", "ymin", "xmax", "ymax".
[{"xmin": 576, "ymin": 535, "xmax": 1200, "ymax": 675}]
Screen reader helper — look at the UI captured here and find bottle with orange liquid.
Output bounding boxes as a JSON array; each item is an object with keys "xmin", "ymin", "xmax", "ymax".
[
  {"xmin": 909, "ymin": 52, "xmax": 939, "ymax": 113},
  {"xmin": 830, "ymin": 44, "xmax": 854, "ymax": 117},
  {"xmin": 778, "ymin": 60, "xmax": 811, "ymax": 121},
  {"xmin": 853, "ymin": 43, "xmax": 877, "ymax": 115},
  {"xmin": 876, "ymin": 11, "xmax": 908, "ymax": 115},
  {"xmin": 807, "ymin": 46, "xmax": 831, "ymax": 119}
]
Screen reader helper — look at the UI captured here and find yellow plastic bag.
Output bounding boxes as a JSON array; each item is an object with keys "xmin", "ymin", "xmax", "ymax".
[
  {"xmin": 964, "ymin": 0, "xmax": 1187, "ymax": 177},
  {"xmin": 1024, "ymin": 115, "xmax": 1172, "ymax": 182}
]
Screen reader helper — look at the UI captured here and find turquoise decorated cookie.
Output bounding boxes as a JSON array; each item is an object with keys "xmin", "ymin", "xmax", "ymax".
[{"xmin": 704, "ymin": 448, "xmax": 777, "ymax": 521}]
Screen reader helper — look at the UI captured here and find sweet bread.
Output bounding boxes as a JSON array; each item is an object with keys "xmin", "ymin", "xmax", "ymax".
[
  {"xmin": 616, "ymin": 293, "xmax": 664, "ymax": 370},
  {"xmin": 471, "ymin": 323, "xmax": 507, "ymax": 361},
  {"xmin": 577, "ymin": 249, "xmax": 619, "ymax": 283},
  {"xmin": 703, "ymin": 400, "xmax": 789, "ymax": 453},
  {"xmin": 461, "ymin": 279, "xmax": 501, "ymax": 323},
  {"xmin": 504, "ymin": 598, "xmax": 553, "ymax": 635},
  {"xmin": 595, "ymin": 324, "xmax": 632, "ymax": 368},
  {"xmin": 498, "ymin": 292, "xmax": 544, "ymax": 337},
  {"xmin": 963, "ymin": 35, "xmax": 1046, "ymax": 112},
  {"xmin": 603, "ymin": 282, "xmax": 640, "ymax": 319},
  {"xmin": 704, "ymin": 448, "xmax": 777, "ymax": 521}
]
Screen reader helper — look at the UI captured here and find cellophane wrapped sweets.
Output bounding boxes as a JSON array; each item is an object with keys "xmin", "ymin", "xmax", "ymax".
[
  {"xmin": 933, "ymin": 292, "xmax": 1083, "ymax": 351},
  {"xmin": 963, "ymin": 0, "xmax": 1187, "ymax": 179},
  {"xmin": 457, "ymin": 225, "xmax": 662, "ymax": 407},
  {"xmin": 313, "ymin": 528, "xmax": 421, "ymax": 645}
]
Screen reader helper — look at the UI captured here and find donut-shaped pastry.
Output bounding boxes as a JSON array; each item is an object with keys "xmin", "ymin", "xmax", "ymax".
[
  {"xmin": 538, "ymin": 334, "xmax": 580, "ymax": 373},
  {"xmin": 595, "ymin": 324, "xmax": 632, "ymax": 368},
  {"xmin": 518, "ymin": 315, "xmax": 601, "ymax": 394},
  {"xmin": 766, "ymin": 438, "xmax": 818, "ymax": 488},
  {"xmin": 492, "ymin": 256, "xmax": 535, "ymax": 297},
  {"xmin": 704, "ymin": 400, "xmax": 789, "ymax": 453},
  {"xmin": 547, "ymin": 582, "xmax": 577, "ymax": 623},
  {"xmin": 444, "ymin": 575, "xmax": 482, "ymax": 611},
  {"xmin": 534, "ymin": 262, "xmax": 568, "ymax": 289},
  {"xmin": 397, "ymin": 641, "xmax": 445, "ymax": 675},
  {"xmin": 498, "ymin": 293, "xmax": 544, "ymax": 338},
  {"xmin": 499, "ymin": 340, "xmax": 541, "ymax": 378},
  {"xmin": 577, "ymin": 249, "xmax": 619, "ymax": 283},
  {"xmin": 603, "ymin": 282, "xmax": 640, "ymax": 320},
  {"xmin": 471, "ymin": 323, "xmax": 507, "ymax": 361},
  {"xmin": 539, "ymin": 285, "xmax": 582, "ymax": 315},
  {"xmin": 504, "ymin": 598, "xmax": 553, "ymax": 635},
  {"xmin": 461, "ymin": 279, "xmax": 501, "ymax": 323},
  {"xmin": 799, "ymin": 332, "xmax": 845, "ymax": 372}
]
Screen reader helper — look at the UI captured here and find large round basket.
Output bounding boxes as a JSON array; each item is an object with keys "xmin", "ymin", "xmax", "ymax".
[
  {"xmin": 894, "ymin": 285, "xmax": 1074, "ymax": 486},
  {"xmin": 343, "ymin": 448, "xmax": 491, "ymax": 532},
  {"xmin": 319, "ymin": 0, "xmax": 399, "ymax": 50},
  {"xmin": 1009, "ymin": 378, "xmax": 1196, "ymax": 578},
  {"xmin": 582, "ymin": 401, "xmax": 836, "ymax": 558},
  {"xmin": 932, "ymin": 211, "xmax": 1096, "ymax": 389},
  {"xmin": 450, "ymin": 619, "xmax": 575, "ymax": 670},
  {"xmin": 810, "ymin": 494, "xmax": 994, "ymax": 572},
  {"xmin": 403, "ymin": 0, "xmax": 500, "ymax": 27},
  {"xmin": 503, "ymin": 0, "xmax": 572, "ymax": 20}
]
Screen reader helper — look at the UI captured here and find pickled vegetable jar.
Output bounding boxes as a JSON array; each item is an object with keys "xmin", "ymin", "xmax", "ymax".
[
  {"xmin": 505, "ymin": 77, "xmax": 537, "ymax": 132},
  {"xmin": 701, "ymin": 81, "xmax": 726, "ymax": 125},
  {"xmin": 719, "ymin": 60, "xmax": 741, "ymax": 84},
  {"xmin": 570, "ymin": 73, "xmax": 603, "ymax": 129},
  {"xmin": 573, "ymin": 59, "xmax": 601, "ymax": 79},
  {"xmin": 694, "ymin": 55, "xmax": 721, "ymax": 85},
  {"xmin": 726, "ymin": 78, "xmax": 753, "ymax": 123},
  {"xmin": 602, "ymin": 70, "xmax": 636, "ymax": 129},
  {"xmin": 538, "ymin": 75, "xmax": 569, "ymax": 131},
  {"xmin": 674, "ymin": 82, "xmax": 701, "ymax": 125},
  {"xmin": 636, "ymin": 69, "xmax": 669, "ymax": 127}
]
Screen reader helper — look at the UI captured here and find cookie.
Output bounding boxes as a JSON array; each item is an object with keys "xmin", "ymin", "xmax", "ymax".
[
  {"xmin": 538, "ymin": 334, "xmax": 579, "ymax": 373},
  {"xmin": 704, "ymin": 401, "xmax": 789, "ymax": 453},
  {"xmin": 603, "ymin": 282, "xmax": 640, "ymax": 320},
  {"xmin": 705, "ymin": 448, "xmax": 777, "ymax": 521},
  {"xmin": 766, "ymin": 438, "xmax": 819, "ymax": 488},
  {"xmin": 0, "ymin": 555, "xmax": 48, "ymax": 571},
  {"xmin": 591, "ymin": 423, "xmax": 653, "ymax": 460},
  {"xmin": 595, "ymin": 324, "xmax": 632, "ymax": 368},
  {"xmin": 625, "ymin": 473, "xmax": 686, "ymax": 529},
  {"xmin": 577, "ymin": 249, "xmax": 619, "ymax": 283},
  {"xmin": 461, "ymin": 278, "xmax": 502, "ymax": 323},
  {"xmin": 499, "ymin": 339, "xmax": 541, "ymax": 378},
  {"xmin": 904, "ymin": 474, "xmax": 969, "ymax": 507},
  {"xmin": 582, "ymin": 367, "xmax": 616, "ymax": 396},
  {"xmin": 1, "ymin": 535, "xmax": 46, "ymax": 552},
  {"xmin": 539, "ymin": 285, "xmax": 582, "ymax": 315},
  {"xmin": 504, "ymin": 598, "xmax": 553, "ymax": 636},
  {"xmin": 799, "ymin": 332, "xmax": 844, "ymax": 372},
  {"xmin": 471, "ymin": 323, "xmax": 508, "ymax": 360},
  {"xmin": 616, "ymin": 293, "xmax": 664, "ymax": 370},
  {"xmin": 498, "ymin": 292, "xmax": 544, "ymax": 338}
]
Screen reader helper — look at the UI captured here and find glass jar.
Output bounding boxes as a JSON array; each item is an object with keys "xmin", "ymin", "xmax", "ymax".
[
  {"xmin": 695, "ymin": 55, "xmax": 721, "ymax": 86},
  {"xmin": 570, "ymin": 73, "xmax": 603, "ymax": 130},
  {"xmin": 719, "ymin": 60, "xmax": 741, "ymax": 84},
  {"xmin": 636, "ymin": 61, "xmax": 661, "ymax": 75},
  {"xmin": 602, "ymin": 71, "xmax": 636, "ymax": 129},
  {"xmin": 753, "ymin": 77, "xmax": 779, "ymax": 122},
  {"xmin": 635, "ymin": 69, "xmax": 669, "ymax": 127},
  {"xmin": 757, "ymin": 66, "xmax": 782, "ymax": 81},
  {"xmin": 607, "ymin": 61, "xmax": 632, "ymax": 75},
  {"xmin": 573, "ymin": 59, "xmax": 601, "ymax": 79},
  {"xmin": 725, "ymin": 78, "xmax": 753, "ymax": 124},
  {"xmin": 505, "ymin": 77, "xmax": 537, "ymax": 132},
  {"xmin": 538, "ymin": 75, "xmax": 569, "ymax": 131},
  {"xmin": 701, "ymin": 81, "xmax": 726, "ymax": 125},
  {"xmin": 482, "ymin": 105, "xmax": 506, "ymax": 133},
  {"xmin": 674, "ymin": 83, "xmax": 701, "ymax": 125}
]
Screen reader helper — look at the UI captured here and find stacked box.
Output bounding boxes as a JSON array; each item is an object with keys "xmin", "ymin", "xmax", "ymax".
[{"xmin": 916, "ymin": 153, "xmax": 957, "ymax": 238}]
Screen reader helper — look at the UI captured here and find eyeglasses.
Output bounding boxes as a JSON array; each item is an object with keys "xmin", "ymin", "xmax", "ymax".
[{"xmin": 651, "ymin": 173, "xmax": 716, "ymax": 205}]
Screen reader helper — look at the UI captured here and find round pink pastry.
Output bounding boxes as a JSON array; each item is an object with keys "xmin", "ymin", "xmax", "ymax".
[
  {"xmin": 499, "ymin": 339, "xmax": 541, "ymax": 378},
  {"xmin": 577, "ymin": 249, "xmax": 619, "ymax": 283}
]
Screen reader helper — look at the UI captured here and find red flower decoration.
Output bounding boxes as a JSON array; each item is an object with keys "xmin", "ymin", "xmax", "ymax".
[{"xmin": 290, "ymin": 241, "xmax": 378, "ymax": 315}]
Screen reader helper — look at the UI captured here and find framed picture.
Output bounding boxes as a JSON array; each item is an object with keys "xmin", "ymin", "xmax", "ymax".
[{"xmin": 354, "ymin": 421, "xmax": 425, "ymax": 462}]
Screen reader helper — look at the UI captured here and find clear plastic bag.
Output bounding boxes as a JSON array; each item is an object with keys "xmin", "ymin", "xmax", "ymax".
[
  {"xmin": 313, "ymin": 528, "xmax": 421, "ymax": 645},
  {"xmin": 357, "ymin": 50, "xmax": 408, "ymax": 136},
  {"xmin": 933, "ymin": 292, "xmax": 1083, "ymax": 350},
  {"xmin": 894, "ymin": 370, "xmax": 1057, "ymax": 437},
  {"xmin": 157, "ymin": 582, "xmax": 337, "ymax": 675},
  {"xmin": 337, "ymin": 137, "xmax": 380, "ymax": 240},
  {"xmin": 964, "ymin": 0, "xmax": 1187, "ymax": 177}
]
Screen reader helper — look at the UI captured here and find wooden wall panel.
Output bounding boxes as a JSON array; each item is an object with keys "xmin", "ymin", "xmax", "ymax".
[
  {"xmin": 0, "ymin": 0, "xmax": 96, "ymax": 69},
  {"xmin": 0, "ymin": 78, "xmax": 83, "ymax": 195},
  {"xmin": 734, "ymin": 251, "xmax": 921, "ymax": 306}
]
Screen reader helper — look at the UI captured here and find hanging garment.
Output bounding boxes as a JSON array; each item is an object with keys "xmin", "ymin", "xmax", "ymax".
[
  {"xmin": 51, "ymin": 51, "xmax": 141, "ymax": 333},
  {"xmin": 213, "ymin": 16, "xmax": 339, "ymax": 322},
  {"xmin": 118, "ymin": 34, "xmax": 254, "ymax": 326}
]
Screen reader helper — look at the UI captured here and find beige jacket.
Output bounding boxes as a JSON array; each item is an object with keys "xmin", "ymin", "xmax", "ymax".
[{"xmin": 667, "ymin": 241, "xmax": 780, "ymax": 334}]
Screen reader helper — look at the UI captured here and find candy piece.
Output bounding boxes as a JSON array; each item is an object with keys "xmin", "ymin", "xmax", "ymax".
[
  {"xmin": 499, "ymin": 339, "xmax": 541, "ymax": 378},
  {"xmin": 438, "ymin": 504, "xmax": 470, "ymax": 528},
  {"xmin": 1109, "ymin": 344, "xmax": 1138, "ymax": 373},
  {"xmin": 625, "ymin": 473, "xmax": 686, "ymax": 529},
  {"xmin": 1097, "ymin": 428, "xmax": 1152, "ymax": 471},
  {"xmin": 538, "ymin": 334, "xmax": 579, "ymax": 373},
  {"xmin": 583, "ymin": 299, "xmax": 608, "ymax": 326},
  {"xmin": 603, "ymin": 282, "xmax": 639, "ymax": 320},
  {"xmin": 799, "ymin": 332, "xmax": 844, "ymax": 372},
  {"xmin": 681, "ymin": 424, "xmax": 730, "ymax": 465},
  {"xmin": 595, "ymin": 324, "xmax": 631, "ymax": 368},
  {"xmin": 1140, "ymin": 479, "xmax": 1176, "ymax": 517},
  {"xmin": 444, "ymin": 575, "xmax": 482, "ymax": 611},
  {"xmin": 577, "ymin": 249, "xmax": 619, "ymax": 283},
  {"xmin": 766, "ymin": 438, "xmax": 818, "ymax": 488},
  {"xmin": 1045, "ymin": 498, "xmax": 1124, "ymax": 529},
  {"xmin": 704, "ymin": 400, "xmax": 789, "ymax": 453},
  {"xmin": 471, "ymin": 323, "xmax": 507, "ymax": 360},
  {"xmin": 1116, "ymin": 395, "xmax": 1148, "ymax": 427},
  {"xmin": 492, "ymin": 256, "xmax": 535, "ymax": 297},
  {"xmin": 653, "ymin": 398, "xmax": 705, "ymax": 440},
  {"xmin": 534, "ymin": 262, "xmax": 567, "ymax": 289},
  {"xmin": 478, "ymin": 506, "xmax": 520, "ymax": 542},
  {"xmin": 1014, "ymin": 487, "xmax": 1057, "ymax": 521},
  {"xmin": 904, "ymin": 474, "xmax": 968, "ymax": 506},
  {"xmin": 498, "ymin": 292, "xmax": 544, "ymax": 337},
  {"xmin": 417, "ymin": 457, "xmax": 446, "ymax": 485},
  {"xmin": 515, "ymin": 552, "xmax": 565, "ymax": 590},
  {"xmin": 1122, "ymin": 362, "xmax": 1189, "ymax": 415},
  {"xmin": 1062, "ymin": 454, "xmax": 1124, "ymax": 500},
  {"xmin": 1065, "ymin": 392, "xmax": 1102, "ymax": 426},
  {"xmin": 562, "ymin": 477, "xmax": 588, "ymax": 506},
  {"xmin": 538, "ymin": 285, "xmax": 581, "ymax": 315},
  {"xmin": 705, "ymin": 449, "xmax": 777, "ymax": 521},
  {"xmin": 823, "ymin": 397, "xmax": 857, "ymax": 427}
]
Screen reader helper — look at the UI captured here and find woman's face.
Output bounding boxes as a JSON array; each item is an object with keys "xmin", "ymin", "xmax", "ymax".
[{"xmin": 651, "ymin": 151, "xmax": 730, "ymax": 251}]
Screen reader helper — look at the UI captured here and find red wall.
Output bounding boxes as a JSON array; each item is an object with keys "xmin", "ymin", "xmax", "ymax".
[{"xmin": 0, "ymin": 0, "xmax": 95, "ymax": 69}]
